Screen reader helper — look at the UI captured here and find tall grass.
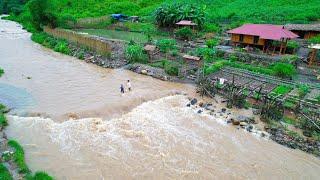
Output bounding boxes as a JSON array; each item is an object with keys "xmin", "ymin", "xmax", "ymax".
[
  {"xmin": 0, "ymin": 67, "xmax": 4, "ymax": 77},
  {"xmin": 8, "ymin": 140, "xmax": 30, "ymax": 174},
  {"xmin": 0, "ymin": 164, "xmax": 13, "ymax": 180}
]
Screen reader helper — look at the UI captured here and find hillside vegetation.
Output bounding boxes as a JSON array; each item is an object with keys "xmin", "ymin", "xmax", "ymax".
[
  {"xmin": 4, "ymin": 0, "xmax": 320, "ymax": 31},
  {"xmin": 29, "ymin": 0, "xmax": 320, "ymax": 23}
]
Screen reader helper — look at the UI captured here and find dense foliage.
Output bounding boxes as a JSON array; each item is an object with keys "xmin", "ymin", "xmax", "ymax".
[
  {"xmin": 31, "ymin": 32, "xmax": 71, "ymax": 55},
  {"xmin": 0, "ymin": 67, "xmax": 4, "ymax": 77},
  {"xmin": 150, "ymin": 59, "xmax": 179, "ymax": 76},
  {"xmin": 309, "ymin": 35, "xmax": 320, "ymax": 44},
  {"xmin": 8, "ymin": 140, "xmax": 30, "ymax": 174},
  {"xmin": 174, "ymin": 27, "xmax": 193, "ymax": 40},
  {"xmin": 0, "ymin": 0, "xmax": 28, "ymax": 15},
  {"xmin": 154, "ymin": 3, "xmax": 206, "ymax": 28},
  {"xmin": 6, "ymin": 0, "xmax": 320, "ymax": 33},
  {"xmin": 271, "ymin": 63, "xmax": 296, "ymax": 79},
  {"xmin": 27, "ymin": 0, "xmax": 58, "ymax": 30},
  {"xmin": 125, "ymin": 44, "xmax": 147, "ymax": 63},
  {"xmin": 0, "ymin": 164, "xmax": 12, "ymax": 180},
  {"xmin": 155, "ymin": 39, "xmax": 176, "ymax": 53},
  {"xmin": 271, "ymin": 85, "xmax": 293, "ymax": 96}
]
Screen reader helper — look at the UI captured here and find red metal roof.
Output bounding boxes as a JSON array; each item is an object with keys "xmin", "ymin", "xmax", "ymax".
[
  {"xmin": 176, "ymin": 20, "xmax": 197, "ymax": 26},
  {"xmin": 227, "ymin": 24, "xmax": 299, "ymax": 40}
]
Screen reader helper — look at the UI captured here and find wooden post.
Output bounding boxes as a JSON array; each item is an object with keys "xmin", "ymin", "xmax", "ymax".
[
  {"xmin": 283, "ymin": 39, "xmax": 288, "ymax": 54},
  {"xmin": 309, "ymin": 48, "xmax": 317, "ymax": 66},
  {"xmin": 272, "ymin": 45, "xmax": 276, "ymax": 56},
  {"xmin": 279, "ymin": 39, "xmax": 284, "ymax": 55}
]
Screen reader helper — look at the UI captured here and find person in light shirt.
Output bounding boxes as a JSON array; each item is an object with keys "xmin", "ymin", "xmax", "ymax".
[{"xmin": 127, "ymin": 80, "xmax": 132, "ymax": 91}]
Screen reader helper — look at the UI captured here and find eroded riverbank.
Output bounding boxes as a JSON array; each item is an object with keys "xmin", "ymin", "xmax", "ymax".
[{"xmin": 1, "ymin": 18, "xmax": 320, "ymax": 179}]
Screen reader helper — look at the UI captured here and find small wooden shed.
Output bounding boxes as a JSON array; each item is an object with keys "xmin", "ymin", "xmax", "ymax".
[
  {"xmin": 308, "ymin": 44, "xmax": 320, "ymax": 66},
  {"xmin": 285, "ymin": 24, "xmax": 320, "ymax": 39},
  {"xmin": 175, "ymin": 20, "xmax": 197, "ymax": 30}
]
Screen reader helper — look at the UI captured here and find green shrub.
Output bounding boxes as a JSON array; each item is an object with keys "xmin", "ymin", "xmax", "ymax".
[
  {"xmin": 0, "ymin": 113, "xmax": 8, "ymax": 128},
  {"xmin": 54, "ymin": 41, "xmax": 70, "ymax": 55},
  {"xmin": 205, "ymin": 60, "xmax": 226, "ymax": 74},
  {"xmin": 125, "ymin": 44, "xmax": 147, "ymax": 63},
  {"xmin": 156, "ymin": 39, "xmax": 176, "ymax": 53},
  {"xmin": 0, "ymin": 67, "xmax": 4, "ymax": 77},
  {"xmin": 206, "ymin": 38, "xmax": 220, "ymax": 48},
  {"xmin": 194, "ymin": 47, "xmax": 215, "ymax": 63},
  {"xmin": 28, "ymin": 0, "xmax": 58, "ymax": 30},
  {"xmin": 0, "ymin": 163, "xmax": 13, "ymax": 180},
  {"xmin": 203, "ymin": 23, "xmax": 220, "ymax": 32},
  {"xmin": 8, "ymin": 140, "xmax": 30, "ymax": 174},
  {"xmin": 31, "ymin": 33, "xmax": 47, "ymax": 44},
  {"xmin": 309, "ymin": 35, "xmax": 320, "ymax": 44},
  {"xmin": 150, "ymin": 59, "xmax": 179, "ymax": 76},
  {"xmin": 297, "ymin": 84, "xmax": 310, "ymax": 98},
  {"xmin": 280, "ymin": 55, "xmax": 299, "ymax": 64},
  {"xmin": 271, "ymin": 63, "xmax": 296, "ymax": 78},
  {"xmin": 164, "ymin": 61, "xmax": 179, "ymax": 76},
  {"xmin": 26, "ymin": 171, "xmax": 54, "ymax": 180},
  {"xmin": 316, "ymin": 95, "xmax": 320, "ymax": 104},
  {"xmin": 286, "ymin": 41, "xmax": 299, "ymax": 53},
  {"xmin": 169, "ymin": 49, "xmax": 179, "ymax": 57},
  {"xmin": 175, "ymin": 27, "xmax": 193, "ymax": 40},
  {"xmin": 155, "ymin": 3, "xmax": 206, "ymax": 28}
]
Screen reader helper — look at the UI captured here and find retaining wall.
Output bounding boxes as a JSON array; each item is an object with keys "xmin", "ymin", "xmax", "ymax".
[{"xmin": 44, "ymin": 27, "xmax": 126, "ymax": 56}]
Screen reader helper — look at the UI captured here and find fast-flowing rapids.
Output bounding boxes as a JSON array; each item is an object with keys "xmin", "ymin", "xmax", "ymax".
[{"xmin": 1, "ymin": 16, "xmax": 320, "ymax": 179}]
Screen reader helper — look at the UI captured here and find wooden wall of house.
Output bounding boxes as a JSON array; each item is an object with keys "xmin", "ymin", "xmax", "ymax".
[
  {"xmin": 292, "ymin": 30, "xmax": 320, "ymax": 39},
  {"xmin": 231, "ymin": 34, "xmax": 265, "ymax": 46}
]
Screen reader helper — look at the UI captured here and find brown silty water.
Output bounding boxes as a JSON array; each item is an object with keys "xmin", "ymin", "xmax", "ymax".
[{"xmin": 1, "ymin": 17, "xmax": 320, "ymax": 179}]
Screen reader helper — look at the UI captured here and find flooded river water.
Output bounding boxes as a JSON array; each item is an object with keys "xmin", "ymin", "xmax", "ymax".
[{"xmin": 1, "ymin": 17, "xmax": 320, "ymax": 179}]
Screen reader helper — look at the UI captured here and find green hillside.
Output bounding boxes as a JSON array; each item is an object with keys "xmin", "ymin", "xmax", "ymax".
[
  {"xmin": 3, "ymin": 0, "xmax": 320, "ymax": 32},
  {"xmin": 20, "ymin": 0, "xmax": 320, "ymax": 23}
]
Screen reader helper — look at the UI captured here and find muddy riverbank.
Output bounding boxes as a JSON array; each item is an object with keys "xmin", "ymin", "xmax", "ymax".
[{"xmin": 1, "ymin": 17, "xmax": 320, "ymax": 179}]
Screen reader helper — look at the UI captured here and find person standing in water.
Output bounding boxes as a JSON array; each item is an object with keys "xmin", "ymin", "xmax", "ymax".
[
  {"xmin": 127, "ymin": 80, "xmax": 132, "ymax": 91},
  {"xmin": 120, "ymin": 84, "xmax": 125, "ymax": 94}
]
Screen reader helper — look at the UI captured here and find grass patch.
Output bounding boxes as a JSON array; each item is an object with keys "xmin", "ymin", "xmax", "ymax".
[
  {"xmin": 0, "ymin": 104, "xmax": 8, "ymax": 128},
  {"xmin": 0, "ymin": 67, "xmax": 4, "ymax": 77},
  {"xmin": 270, "ymin": 85, "xmax": 293, "ymax": 96},
  {"xmin": 283, "ymin": 116, "xmax": 296, "ymax": 125},
  {"xmin": 77, "ymin": 29, "xmax": 166, "ymax": 44},
  {"xmin": 0, "ymin": 163, "xmax": 13, "ymax": 180},
  {"xmin": 0, "ymin": 113, "xmax": 8, "ymax": 128},
  {"xmin": 204, "ymin": 59, "xmax": 275, "ymax": 76},
  {"xmin": 150, "ymin": 59, "xmax": 179, "ymax": 76},
  {"xmin": 26, "ymin": 171, "xmax": 54, "ymax": 180},
  {"xmin": 8, "ymin": 140, "xmax": 30, "ymax": 174},
  {"xmin": 297, "ymin": 84, "xmax": 310, "ymax": 98}
]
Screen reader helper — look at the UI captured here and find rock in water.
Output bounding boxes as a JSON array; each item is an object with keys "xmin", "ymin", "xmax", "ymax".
[
  {"xmin": 240, "ymin": 122, "xmax": 248, "ymax": 126},
  {"xmin": 197, "ymin": 110, "xmax": 203, "ymax": 114},
  {"xmin": 231, "ymin": 118, "xmax": 240, "ymax": 125},
  {"xmin": 190, "ymin": 98, "xmax": 197, "ymax": 105},
  {"xmin": 221, "ymin": 108, "xmax": 226, "ymax": 113},
  {"xmin": 186, "ymin": 103, "xmax": 191, "ymax": 107},
  {"xmin": 141, "ymin": 70, "xmax": 148, "ymax": 74}
]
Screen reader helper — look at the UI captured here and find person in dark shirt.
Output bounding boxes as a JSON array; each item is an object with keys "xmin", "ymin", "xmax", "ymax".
[{"xmin": 120, "ymin": 84, "xmax": 125, "ymax": 94}]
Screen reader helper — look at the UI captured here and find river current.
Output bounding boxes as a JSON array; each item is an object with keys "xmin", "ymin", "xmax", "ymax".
[{"xmin": 1, "ymin": 17, "xmax": 320, "ymax": 179}]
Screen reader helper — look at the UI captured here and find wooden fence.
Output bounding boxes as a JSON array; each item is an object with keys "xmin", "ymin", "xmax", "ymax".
[{"xmin": 44, "ymin": 27, "xmax": 124, "ymax": 55}]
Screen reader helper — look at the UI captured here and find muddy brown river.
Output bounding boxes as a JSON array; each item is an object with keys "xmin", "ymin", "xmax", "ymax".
[{"xmin": 1, "ymin": 17, "xmax": 320, "ymax": 179}]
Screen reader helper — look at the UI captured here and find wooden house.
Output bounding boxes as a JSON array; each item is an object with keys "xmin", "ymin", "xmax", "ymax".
[
  {"xmin": 285, "ymin": 24, "xmax": 320, "ymax": 39},
  {"xmin": 227, "ymin": 24, "xmax": 299, "ymax": 54}
]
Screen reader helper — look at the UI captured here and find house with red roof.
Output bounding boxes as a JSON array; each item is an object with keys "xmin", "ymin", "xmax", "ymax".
[{"xmin": 227, "ymin": 24, "xmax": 299, "ymax": 54}]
